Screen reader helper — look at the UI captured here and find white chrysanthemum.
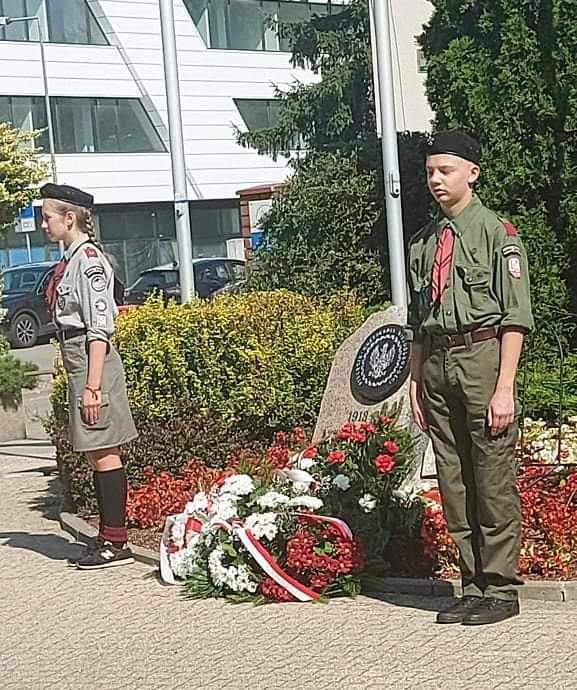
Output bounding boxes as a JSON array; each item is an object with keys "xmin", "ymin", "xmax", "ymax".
[
  {"xmin": 170, "ymin": 520, "xmax": 186, "ymax": 547},
  {"xmin": 257, "ymin": 491, "xmax": 290, "ymax": 510},
  {"xmin": 358, "ymin": 493, "xmax": 377, "ymax": 513},
  {"xmin": 244, "ymin": 512, "xmax": 278, "ymax": 541},
  {"xmin": 219, "ymin": 474, "xmax": 255, "ymax": 497},
  {"xmin": 288, "ymin": 496, "xmax": 323, "ymax": 511},
  {"xmin": 332, "ymin": 474, "xmax": 351, "ymax": 491},
  {"xmin": 208, "ymin": 548, "xmax": 227, "ymax": 586},
  {"xmin": 186, "ymin": 492, "xmax": 209, "ymax": 514},
  {"xmin": 211, "ymin": 495, "xmax": 238, "ymax": 522}
]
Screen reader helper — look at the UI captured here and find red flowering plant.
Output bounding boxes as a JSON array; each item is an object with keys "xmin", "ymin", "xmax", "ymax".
[
  {"xmin": 418, "ymin": 421, "xmax": 577, "ymax": 580},
  {"xmin": 291, "ymin": 404, "xmax": 414, "ymax": 559}
]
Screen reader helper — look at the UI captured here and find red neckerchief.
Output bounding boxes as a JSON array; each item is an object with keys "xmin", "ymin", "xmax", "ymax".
[{"xmin": 44, "ymin": 258, "xmax": 67, "ymax": 313}]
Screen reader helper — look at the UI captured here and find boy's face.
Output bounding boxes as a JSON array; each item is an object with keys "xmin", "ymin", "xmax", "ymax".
[{"xmin": 425, "ymin": 154, "xmax": 480, "ymax": 207}]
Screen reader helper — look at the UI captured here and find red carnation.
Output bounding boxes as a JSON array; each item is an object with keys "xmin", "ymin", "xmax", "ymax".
[
  {"xmin": 383, "ymin": 440, "xmax": 399, "ymax": 454},
  {"xmin": 380, "ymin": 415, "xmax": 392, "ymax": 426},
  {"xmin": 327, "ymin": 450, "xmax": 346, "ymax": 465},
  {"xmin": 375, "ymin": 454, "xmax": 395, "ymax": 473},
  {"xmin": 302, "ymin": 446, "xmax": 318, "ymax": 459}
]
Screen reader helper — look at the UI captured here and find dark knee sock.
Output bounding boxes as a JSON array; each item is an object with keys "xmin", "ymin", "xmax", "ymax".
[
  {"xmin": 93, "ymin": 471, "xmax": 104, "ymax": 533},
  {"xmin": 96, "ymin": 467, "xmax": 128, "ymax": 547}
]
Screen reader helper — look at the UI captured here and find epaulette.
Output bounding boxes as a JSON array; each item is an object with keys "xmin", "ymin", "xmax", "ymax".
[{"xmin": 499, "ymin": 218, "xmax": 517, "ymax": 237}]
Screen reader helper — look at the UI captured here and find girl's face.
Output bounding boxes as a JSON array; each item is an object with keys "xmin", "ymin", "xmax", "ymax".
[{"xmin": 41, "ymin": 200, "xmax": 75, "ymax": 243}]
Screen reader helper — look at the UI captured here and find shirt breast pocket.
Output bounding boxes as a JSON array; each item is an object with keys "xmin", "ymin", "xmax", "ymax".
[
  {"xmin": 56, "ymin": 282, "xmax": 73, "ymax": 312},
  {"xmin": 411, "ymin": 278, "xmax": 432, "ymax": 323},
  {"xmin": 457, "ymin": 265, "xmax": 491, "ymax": 312}
]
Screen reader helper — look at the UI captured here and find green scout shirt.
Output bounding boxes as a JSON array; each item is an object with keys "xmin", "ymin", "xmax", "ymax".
[{"xmin": 407, "ymin": 195, "xmax": 534, "ymax": 344}]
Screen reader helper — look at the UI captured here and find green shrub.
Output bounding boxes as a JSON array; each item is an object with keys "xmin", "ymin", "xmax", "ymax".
[
  {"xmin": 0, "ymin": 333, "xmax": 37, "ymax": 409},
  {"xmin": 48, "ymin": 290, "xmax": 366, "ymax": 510}
]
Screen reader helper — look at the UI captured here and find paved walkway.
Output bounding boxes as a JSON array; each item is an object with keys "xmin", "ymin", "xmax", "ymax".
[{"xmin": 0, "ymin": 450, "xmax": 574, "ymax": 690}]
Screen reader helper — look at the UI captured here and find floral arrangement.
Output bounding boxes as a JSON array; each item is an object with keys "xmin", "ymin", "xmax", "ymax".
[{"xmin": 161, "ymin": 465, "xmax": 366, "ymax": 603}]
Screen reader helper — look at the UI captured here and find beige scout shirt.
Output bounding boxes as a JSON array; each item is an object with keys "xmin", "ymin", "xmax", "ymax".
[
  {"xmin": 407, "ymin": 195, "xmax": 534, "ymax": 344},
  {"xmin": 54, "ymin": 238, "xmax": 117, "ymax": 342}
]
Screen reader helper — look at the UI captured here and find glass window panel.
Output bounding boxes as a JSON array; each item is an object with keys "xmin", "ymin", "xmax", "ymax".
[
  {"xmin": 0, "ymin": 96, "xmax": 12, "ymax": 125},
  {"xmin": 235, "ymin": 99, "xmax": 273, "ymax": 130},
  {"xmin": 47, "ymin": 0, "xmax": 107, "ymax": 44},
  {"xmin": 53, "ymin": 97, "xmax": 94, "ymax": 153},
  {"xmin": 227, "ymin": 0, "xmax": 268, "ymax": 51},
  {"xmin": 116, "ymin": 99, "xmax": 165, "ymax": 153},
  {"xmin": 0, "ymin": 1, "xmax": 28, "ymax": 40},
  {"xmin": 94, "ymin": 98, "xmax": 119, "ymax": 153}
]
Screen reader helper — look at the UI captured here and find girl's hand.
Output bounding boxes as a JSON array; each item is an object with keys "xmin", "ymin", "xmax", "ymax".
[{"xmin": 81, "ymin": 387, "xmax": 102, "ymax": 425}]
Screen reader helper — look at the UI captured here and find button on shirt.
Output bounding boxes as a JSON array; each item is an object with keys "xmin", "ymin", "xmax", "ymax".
[
  {"xmin": 54, "ymin": 238, "xmax": 117, "ymax": 342},
  {"xmin": 407, "ymin": 196, "xmax": 534, "ymax": 344}
]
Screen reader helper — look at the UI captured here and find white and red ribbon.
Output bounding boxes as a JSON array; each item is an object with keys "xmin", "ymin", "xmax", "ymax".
[{"xmin": 160, "ymin": 502, "xmax": 353, "ymax": 602}]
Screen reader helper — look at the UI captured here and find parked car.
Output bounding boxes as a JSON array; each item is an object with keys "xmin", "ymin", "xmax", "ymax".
[
  {"xmin": 124, "ymin": 258, "xmax": 246, "ymax": 305},
  {"xmin": 0, "ymin": 262, "xmax": 57, "ymax": 348}
]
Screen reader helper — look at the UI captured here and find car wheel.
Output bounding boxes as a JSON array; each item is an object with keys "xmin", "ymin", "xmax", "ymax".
[{"xmin": 10, "ymin": 313, "xmax": 39, "ymax": 348}]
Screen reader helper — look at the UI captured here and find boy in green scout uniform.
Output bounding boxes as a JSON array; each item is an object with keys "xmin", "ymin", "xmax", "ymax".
[{"xmin": 408, "ymin": 130, "xmax": 533, "ymax": 625}]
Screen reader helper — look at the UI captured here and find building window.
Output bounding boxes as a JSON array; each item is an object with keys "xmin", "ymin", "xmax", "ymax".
[
  {"xmin": 235, "ymin": 98, "xmax": 281, "ymax": 131},
  {"xmin": 235, "ymin": 98, "xmax": 304, "ymax": 149},
  {"xmin": 0, "ymin": 0, "xmax": 108, "ymax": 45},
  {"xmin": 0, "ymin": 96, "xmax": 166, "ymax": 153},
  {"xmin": 417, "ymin": 48, "xmax": 428, "ymax": 74},
  {"xmin": 0, "ymin": 95, "xmax": 49, "ymax": 150},
  {"xmin": 184, "ymin": 0, "xmax": 338, "ymax": 52}
]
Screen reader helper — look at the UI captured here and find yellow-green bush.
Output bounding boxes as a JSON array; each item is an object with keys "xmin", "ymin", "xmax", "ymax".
[
  {"xmin": 48, "ymin": 290, "xmax": 366, "ymax": 510},
  {"xmin": 113, "ymin": 289, "xmax": 365, "ymax": 428}
]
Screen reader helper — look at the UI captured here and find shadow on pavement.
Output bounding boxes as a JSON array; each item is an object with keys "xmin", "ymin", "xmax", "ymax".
[
  {"xmin": 27, "ymin": 476, "xmax": 63, "ymax": 522},
  {"xmin": 0, "ymin": 532, "xmax": 84, "ymax": 562},
  {"xmin": 363, "ymin": 591, "xmax": 455, "ymax": 613}
]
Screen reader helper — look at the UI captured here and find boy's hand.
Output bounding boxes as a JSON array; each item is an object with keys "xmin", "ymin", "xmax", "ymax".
[{"xmin": 487, "ymin": 386, "xmax": 515, "ymax": 436}]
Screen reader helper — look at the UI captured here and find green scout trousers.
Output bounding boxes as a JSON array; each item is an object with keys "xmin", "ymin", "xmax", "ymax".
[{"xmin": 422, "ymin": 337, "xmax": 522, "ymax": 601}]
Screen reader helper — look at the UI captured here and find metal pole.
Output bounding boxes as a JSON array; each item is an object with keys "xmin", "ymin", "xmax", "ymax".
[
  {"xmin": 371, "ymin": 0, "xmax": 407, "ymax": 308},
  {"xmin": 159, "ymin": 0, "xmax": 195, "ymax": 301},
  {"xmin": 35, "ymin": 17, "xmax": 57, "ymax": 185}
]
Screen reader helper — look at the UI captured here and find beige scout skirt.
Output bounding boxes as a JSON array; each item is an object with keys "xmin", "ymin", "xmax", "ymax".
[{"xmin": 61, "ymin": 336, "xmax": 138, "ymax": 453}]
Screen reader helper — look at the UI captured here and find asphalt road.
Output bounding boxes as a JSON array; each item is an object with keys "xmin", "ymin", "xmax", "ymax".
[{"xmin": 11, "ymin": 342, "xmax": 57, "ymax": 374}]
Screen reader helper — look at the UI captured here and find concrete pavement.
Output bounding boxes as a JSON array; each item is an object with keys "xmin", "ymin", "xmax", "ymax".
[{"xmin": 1, "ymin": 449, "xmax": 575, "ymax": 690}]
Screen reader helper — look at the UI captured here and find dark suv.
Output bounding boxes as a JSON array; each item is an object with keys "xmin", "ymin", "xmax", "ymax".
[
  {"xmin": 0, "ymin": 262, "xmax": 57, "ymax": 348},
  {"xmin": 124, "ymin": 258, "xmax": 246, "ymax": 305}
]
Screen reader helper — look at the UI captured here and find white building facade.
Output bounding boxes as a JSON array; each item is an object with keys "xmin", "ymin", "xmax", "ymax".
[{"xmin": 0, "ymin": 0, "xmax": 432, "ymax": 283}]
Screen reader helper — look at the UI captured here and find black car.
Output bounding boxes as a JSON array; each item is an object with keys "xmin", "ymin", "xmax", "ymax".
[
  {"xmin": 0, "ymin": 262, "xmax": 57, "ymax": 348},
  {"xmin": 124, "ymin": 258, "xmax": 246, "ymax": 305}
]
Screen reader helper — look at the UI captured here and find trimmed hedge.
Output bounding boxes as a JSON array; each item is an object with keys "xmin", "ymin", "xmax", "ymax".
[{"xmin": 48, "ymin": 290, "xmax": 366, "ymax": 510}]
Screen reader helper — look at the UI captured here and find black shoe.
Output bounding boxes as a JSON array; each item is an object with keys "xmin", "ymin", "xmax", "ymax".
[
  {"xmin": 462, "ymin": 598, "xmax": 520, "ymax": 626},
  {"xmin": 436, "ymin": 596, "xmax": 483, "ymax": 624},
  {"xmin": 75, "ymin": 541, "xmax": 134, "ymax": 570},
  {"xmin": 66, "ymin": 537, "xmax": 104, "ymax": 567}
]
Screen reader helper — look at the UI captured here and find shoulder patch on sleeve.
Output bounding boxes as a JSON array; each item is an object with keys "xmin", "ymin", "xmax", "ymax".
[
  {"xmin": 502, "ymin": 220, "xmax": 517, "ymax": 237},
  {"xmin": 502, "ymin": 244, "xmax": 521, "ymax": 258},
  {"xmin": 84, "ymin": 245, "xmax": 98, "ymax": 258}
]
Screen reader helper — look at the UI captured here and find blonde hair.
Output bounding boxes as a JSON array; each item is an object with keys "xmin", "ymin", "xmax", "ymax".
[{"xmin": 48, "ymin": 199, "xmax": 101, "ymax": 249}]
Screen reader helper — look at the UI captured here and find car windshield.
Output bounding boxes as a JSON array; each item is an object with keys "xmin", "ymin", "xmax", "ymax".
[
  {"xmin": 130, "ymin": 270, "xmax": 178, "ymax": 292},
  {"xmin": 1, "ymin": 267, "xmax": 46, "ymax": 294}
]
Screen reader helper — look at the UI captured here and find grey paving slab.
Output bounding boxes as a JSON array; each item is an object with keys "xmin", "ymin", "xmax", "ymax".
[{"xmin": 0, "ymin": 452, "xmax": 573, "ymax": 690}]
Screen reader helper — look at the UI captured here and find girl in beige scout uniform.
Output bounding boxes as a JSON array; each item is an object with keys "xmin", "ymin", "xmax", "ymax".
[
  {"xmin": 41, "ymin": 183, "xmax": 137, "ymax": 570},
  {"xmin": 408, "ymin": 131, "xmax": 533, "ymax": 626}
]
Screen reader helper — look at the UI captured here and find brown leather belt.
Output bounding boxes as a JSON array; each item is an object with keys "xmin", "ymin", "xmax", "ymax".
[{"xmin": 430, "ymin": 326, "xmax": 499, "ymax": 349}]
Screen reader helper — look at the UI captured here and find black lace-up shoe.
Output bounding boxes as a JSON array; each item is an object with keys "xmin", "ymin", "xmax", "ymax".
[
  {"xmin": 75, "ymin": 541, "xmax": 134, "ymax": 570},
  {"xmin": 436, "ymin": 596, "xmax": 483, "ymax": 624},
  {"xmin": 462, "ymin": 598, "xmax": 519, "ymax": 625},
  {"xmin": 66, "ymin": 537, "xmax": 105, "ymax": 567}
]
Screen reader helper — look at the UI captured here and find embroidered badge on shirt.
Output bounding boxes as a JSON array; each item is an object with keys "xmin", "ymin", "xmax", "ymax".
[
  {"xmin": 502, "ymin": 244, "xmax": 521, "ymax": 258},
  {"xmin": 508, "ymin": 257, "xmax": 521, "ymax": 279},
  {"xmin": 85, "ymin": 246, "xmax": 98, "ymax": 258},
  {"xmin": 95, "ymin": 314, "xmax": 107, "ymax": 328},
  {"xmin": 94, "ymin": 298, "xmax": 108, "ymax": 313}
]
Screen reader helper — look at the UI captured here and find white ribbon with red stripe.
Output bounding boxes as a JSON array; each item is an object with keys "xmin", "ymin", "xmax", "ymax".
[{"xmin": 160, "ymin": 508, "xmax": 353, "ymax": 602}]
